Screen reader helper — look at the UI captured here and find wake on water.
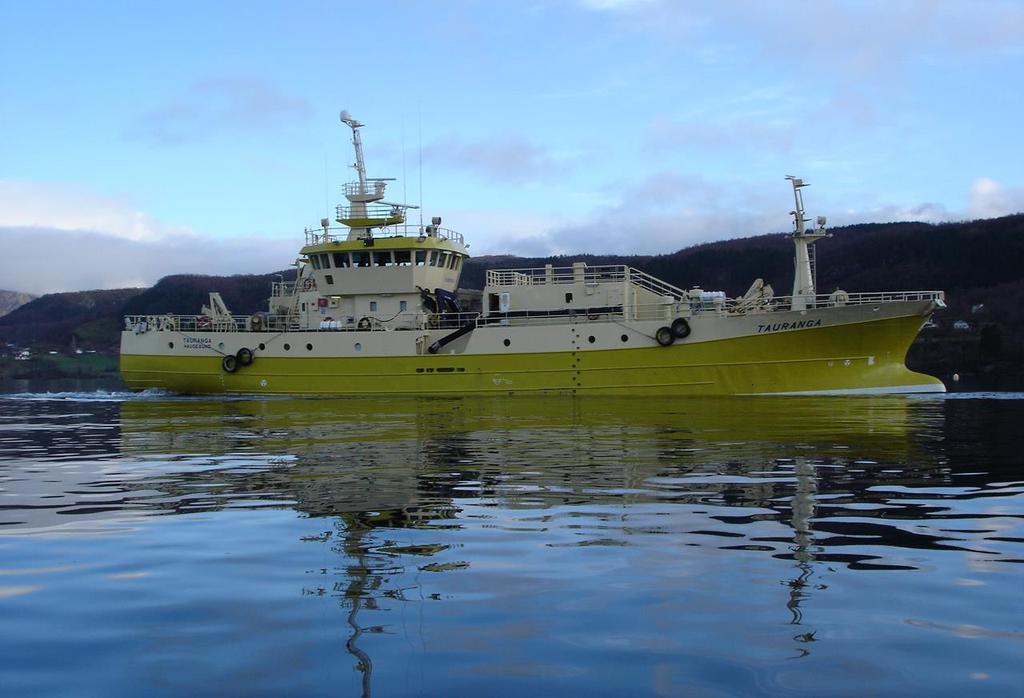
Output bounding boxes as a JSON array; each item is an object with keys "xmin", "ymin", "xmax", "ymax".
[{"xmin": 2, "ymin": 388, "xmax": 178, "ymax": 402}]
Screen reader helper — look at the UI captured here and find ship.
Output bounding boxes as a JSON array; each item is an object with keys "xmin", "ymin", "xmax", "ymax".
[{"xmin": 119, "ymin": 111, "xmax": 946, "ymax": 396}]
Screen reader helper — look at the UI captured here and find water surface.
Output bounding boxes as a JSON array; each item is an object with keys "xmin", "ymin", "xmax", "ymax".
[{"xmin": 1, "ymin": 392, "xmax": 1022, "ymax": 696}]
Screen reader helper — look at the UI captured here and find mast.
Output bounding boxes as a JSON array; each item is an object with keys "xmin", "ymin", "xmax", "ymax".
[
  {"xmin": 341, "ymin": 111, "xmax": 369, "ymax": 194},
  {"xmin": 336, "ymin": 111, "xmax": 407, "ymax": 241},
  {"xmin": 786, "ymin": 176, "xmax": 828, "ymax": 311}
]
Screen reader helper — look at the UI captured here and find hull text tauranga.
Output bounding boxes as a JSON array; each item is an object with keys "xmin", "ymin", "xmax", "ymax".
[{"xmin": 120, "ymin": 112, "xmax": 946, "ymax": 396}]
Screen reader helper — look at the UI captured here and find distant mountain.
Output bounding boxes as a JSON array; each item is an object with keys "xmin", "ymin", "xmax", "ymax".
[
  {"xmin": 0, "ymin": 288, "xmax": 145, "ymax": 351},
  {"xmin": 1, "ymin": 215, "xmax": 1021, "ymax": 387},
  {"xmin": 0, "ymin": 290, "xmax": 35, "ymax": 318}
]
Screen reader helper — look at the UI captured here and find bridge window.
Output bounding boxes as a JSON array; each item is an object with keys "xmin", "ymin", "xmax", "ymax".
[
  {"xmin": 438, "ymin": 252, "xmax": 450, "ymax": 268},
  {"xmin": 332, "ymin": 252, "xmax": 350, "ymax": 268},
  {"xmin": 319, "ymin": 253, "xmax": 331, "ymax": 268},
  {"xmin": 429, "ymin": 250, "xmax": 439, "ymax": 266},
  {"xmin": 353, "ymin": 252, "xmax": 370, "ymax": 267},
  {"xmin": 309, "ymin": 256, "xmax": 321, "ymax": 270},
  {"xmin": 395, "ymin": 250, "xmax": 411, "ymax": 266},
  {"xmin": 325, "ymin": 274, "xmax": 334, "ymax": 285},
  {"xmin": 415, "ymin": 250, "xmax": 427, "ymax": 266},
  {"xmin": 373, "ymin": 251, "xmax": 392, "ymax": 266}
]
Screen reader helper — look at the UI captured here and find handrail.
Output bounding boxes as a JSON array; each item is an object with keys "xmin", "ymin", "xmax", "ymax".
[
  {"xmin": 123, "ymin": 291, "xmax": 944, "ymax": 336},
  {"xmin": 378, "ymin": 224, "xmax": 465, "ymax": 245},
  {"xmin": 336, "ymin": 204, "xmax": 405, "ymax": 221},
  {"xmin": 341, "ymin": 181, "xmax": 388, "ymax": 197},
  {"xmin": 303, "ymin": 224, "xmax": 464, "ymax": 247},
  {"xmin": 626, "ymin": 267, "xmax": 688, "ymax": 300},
  {"xmin": 485, "ymin": 264, "xmax": 687, "ymax": 299}
]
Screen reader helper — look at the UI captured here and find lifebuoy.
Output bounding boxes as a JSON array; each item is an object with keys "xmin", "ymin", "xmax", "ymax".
[
  {"xmin": 655, "ymin": 326, "xmax": 675, "ymax": 346},
  {"xmin": 357, "ymin": 317, "xmax": 372, "ymax": 330},
  {"xmin": 198, "ymin": 316, "xmax": 212, "ymax": 330},
  {"xmin": 302, "ymin": 277, "xmax": 316, "ymax": 291},
  {"xmin": 236, "ymin": 347, "xmax": 254, "ymax": 366},
  {"xmin": 162, "ymin": 315, "xmax": 178, "ymax": 332},
  {"xmin": 222, "ymin": 355, "xmax": 238, "ymax": 373},
  {"xmin": 670, "ymin": 317, "xmax": 691, "ymax": 339},
  {"xmin": 248, "ymin": 314, "xmax": 264, "ymax": 332}
]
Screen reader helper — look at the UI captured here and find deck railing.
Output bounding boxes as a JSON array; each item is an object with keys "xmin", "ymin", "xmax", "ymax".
[
  {"xmin": 303, "ymin": 224, "xmax": 464, "ymax": 247},
  {"xmin": 486, "ymin": 265, "xmax": 687, "ymax": 300},
  {"xmin": 123, "ymin": 290, "xmax": 944, "ymax": 337}
]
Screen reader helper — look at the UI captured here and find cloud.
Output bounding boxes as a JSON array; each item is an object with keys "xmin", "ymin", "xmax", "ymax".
[
  {"xmin": 830, "ymin": 203, "xmax": 954, "ymax": 227},
  {"xmin": 0, "ymin": 226, "xmax": 295, "ymax": 296},
  {"xmin": 472, "ymin": 174, "xmax": 1023, "ymax": 258},
  {"xmin": 127, "ymin": 77, "xmax": 313, "ymax": 145},
  {"xmin": 423, "ymin": 136, "xmax": 569, "ymax": 183},
  {"xmin": 968, "ymin": 177, "xmax": 1024, "ymax": 219},
  {"xmin": 0, "ymin": 180, "xmax": 295, "ymax": 295},
  {"xmin": 470, "ymin": 173, "xmax": 788, "ymax": 256},
  {"xmin": 0, "ymin": 180, "xmax": 190, "ymax": 242}
]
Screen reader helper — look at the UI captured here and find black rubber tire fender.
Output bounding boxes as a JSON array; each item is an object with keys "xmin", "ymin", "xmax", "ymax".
[
  {"xmin": 236, "ymin": 347, "xmax": 254, "ymax": 366},
  {"xmin": 655, "ymin": 326, "xmax": 675, "ymax": 346},
  {"xmin": 671, "ymin": 317, "xmax": 691, "ymax": 339},
  {"xmin": 222, "ymin": 355, "xmax": 238, "ymax": 373}
]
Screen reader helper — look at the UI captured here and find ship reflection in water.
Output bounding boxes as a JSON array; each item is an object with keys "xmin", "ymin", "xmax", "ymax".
[{"xmin": 1, "ymin": 393, "xmax": 1022, "ymax": 696}]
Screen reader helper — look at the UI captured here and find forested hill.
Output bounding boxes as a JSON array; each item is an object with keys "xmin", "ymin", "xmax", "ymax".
[
  {"xmin": 0, "ymin": 288, "xmax": 144, "ymax": 351},
  {"xmin": 460, "ymin": 215, "xmax": 1024, "ymax": 299},
  {"xmin": 1, "ymin": 214, "xmax": 1022, "ymax": 387}
]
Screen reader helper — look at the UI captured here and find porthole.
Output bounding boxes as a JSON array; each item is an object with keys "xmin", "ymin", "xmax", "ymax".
[
  {"xmin": 503, "ymin": 338, "xmax": 511, "ymax": 347},
  {"xmin": 218, "ymin": 342, "xmax": 225, "ymax": 351},
  {"xmin": 354, "ymin": 343, "xmax": 362, "ymax": 352},
  {"xmin": 306, "ymin": 343, "xmax": 313, "ymax": 351},
  {"xmin": 258, "ymin": 343, "xmax": 265, "ymax": 351},
  {"xmin": 620, "ymin": 334, "xmax": 629, "ymax": 343},
  {"xmin": 588, "ymin": 336, "xmax": 596, "ymax": 344},
  {"xmin": 168, "ymin": 341, "xmax": 174, "ymax": 349},
  {"xmin": 283, "ymin": 343, "xmax": 291, "ymax": 351}
]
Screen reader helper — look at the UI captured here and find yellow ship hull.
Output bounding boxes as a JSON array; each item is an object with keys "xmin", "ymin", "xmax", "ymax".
[{"xmin": 120, "ymin": 306, "xmax": 943, "ymax": 396}]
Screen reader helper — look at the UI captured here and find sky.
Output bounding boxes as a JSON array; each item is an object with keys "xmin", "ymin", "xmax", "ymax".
[{"xmin": 2, "ymin": 0, "xmax": 1023, "ymax": 295}]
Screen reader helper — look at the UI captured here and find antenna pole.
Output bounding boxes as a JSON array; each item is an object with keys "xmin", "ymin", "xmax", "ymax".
[
  {"xmin": 340, "ymin": 111, "xmax": 367, "ymax": 194},
  {"xmin": 418, "ymin": 101, "xmax": 424, "ymax": 230}
]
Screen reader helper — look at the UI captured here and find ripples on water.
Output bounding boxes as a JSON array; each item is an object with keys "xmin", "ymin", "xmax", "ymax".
[{"xmin": 1, "ymin": 391, "xmax": 1022, "ymax": 696}]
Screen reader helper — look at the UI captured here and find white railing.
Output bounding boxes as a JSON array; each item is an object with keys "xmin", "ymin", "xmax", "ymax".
[
  {"xmin": 341, "ymin": 181, "xmax": 388, "ymax": 197},
  {"xmin": 377, "ymin": 224, "xmax": 465, "ymax": 245},
  {"xmin": 123, "ymin": 291, "xmax": 944, "ymax": 336},
  {"xmin": 124, "ymin": 314, "xmax": 296, "ymax": 334},
  {"xmin": 336, "ymin": 204, "xmax": 405, "ymax": 222},
  {"xmin": 271, "ymin": 281, "xmax": 295, "ymax": 297},
  {"xmin": 486, "ymin": 265, "xmax": 628, "ymax": 286},
  {"xmin": 627, "ymin": 267, "xmax": 688, "ymax": 300},
  {"xmin": 303, "ymin": 224, "xmax": 464, "ymax": 247},
  {"xmin": 485, "ymin": 265, "xmax": 687, "ymax": 299},
  {"xmin": 725, "ymin": 290, "xmax": 945, "ymax": 313}
]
